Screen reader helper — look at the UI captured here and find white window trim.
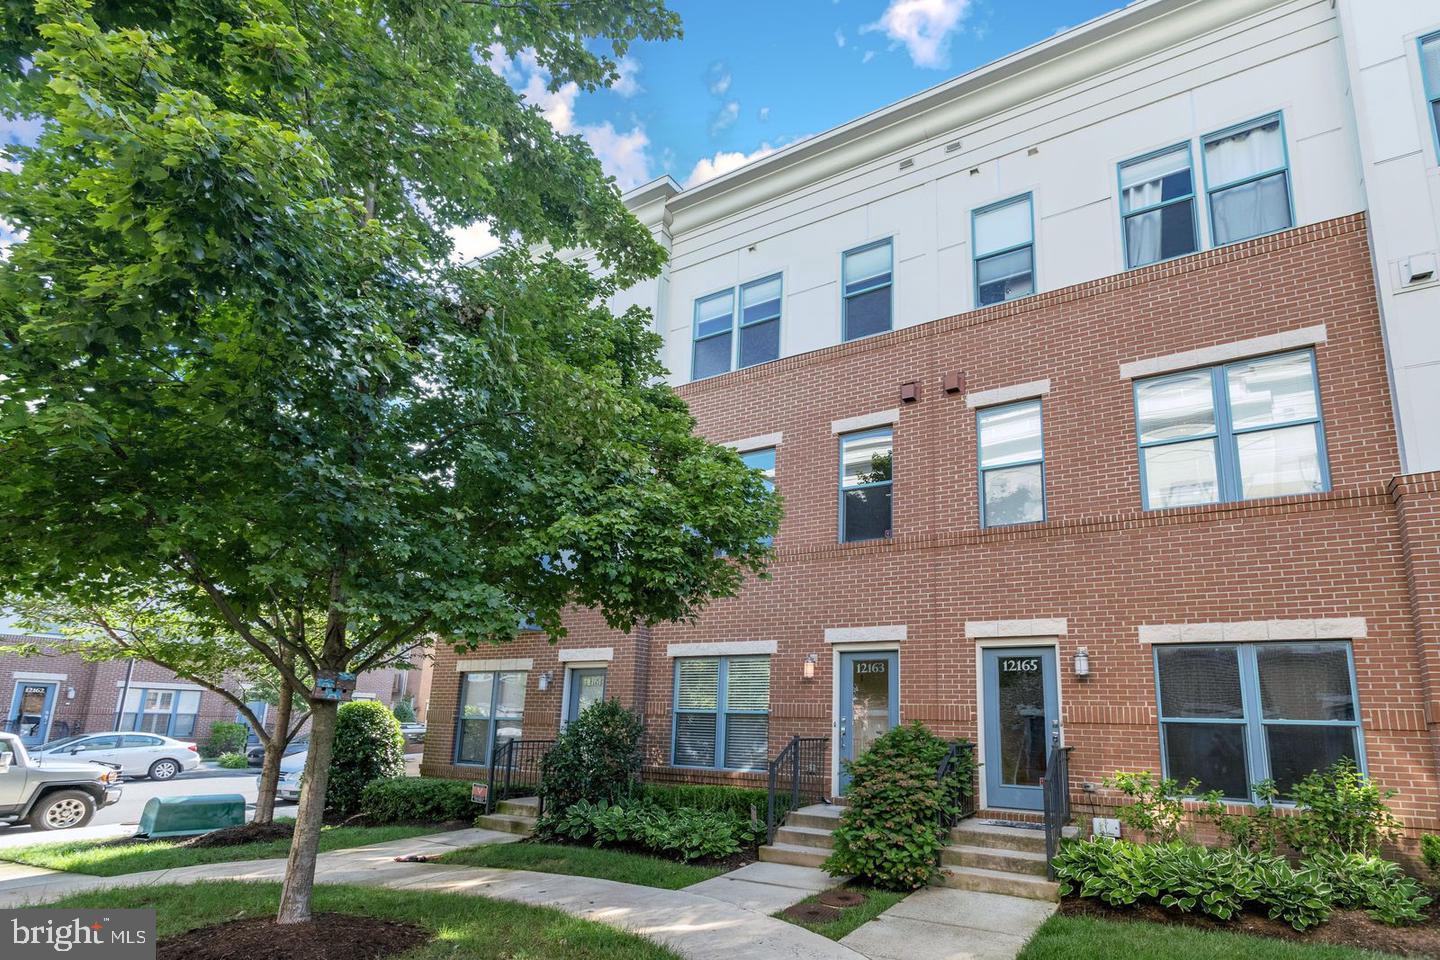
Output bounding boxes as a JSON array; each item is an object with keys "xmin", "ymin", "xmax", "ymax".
[
  {"xmin": 965, "ymin": 618, "xmax": 1068, "ymax": 639},
  {"xmin": 557, "ymin": 647, "xmax": 614, "ymax": 663},
  {"xmin": 1118, "ymin": 325, "xmax": 1327, "ymax": 380},
  {"xmin": 665, "ymin": 640, "xmax": 776, "ymax": 658},
  {"xmin": 455, "ymin": 657, "xmax": 534, "ymax": 673},
  {"xmin": 965, "ymin": 378, "xmax": 1051, "ymax": 409},
  {"xmin": 14, "ymin": 672, "xmax": 67, "ymax": 682},
  {"xmin": 723, "ymin": 432, "xmax": 783, "ymax": 452},
  {"xmin": 1138, "ymin": 618, "xmax": 1367, "ymax": 644},
  {"xmin": 824, "ymin": 625, "xmax": 907, "ymax": 644},
  {"xmin": 831, "ymin": 409, "xmax": 900, "ymax": 435},
  {"xmin": 111, "ymin": 680, "xmax": 205, "ymax": 692}
]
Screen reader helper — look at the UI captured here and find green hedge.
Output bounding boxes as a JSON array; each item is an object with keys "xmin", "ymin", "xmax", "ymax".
[
  {"xmin": 327, "ymin": 700, "xmax": 405, "ymax": 816},
  {"xmin": 361, "ymin": 777, "xmax": 476, "ymax": 823},
  {"xmin": 639, "ymin": 784, "xmax": 768, "ymax": 822}
]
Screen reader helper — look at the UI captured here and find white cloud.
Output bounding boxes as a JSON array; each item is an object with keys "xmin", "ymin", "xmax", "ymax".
[
  {"xmin": 706, "ymin": 61, "xmax": 732, "ymax": 96},
  {"xmin": 862, "ymin": 50, "xmax": 877, "ymax": 64},
  {"xmin": 685, "ymin": 143, "xmax": 780, "ymax": 188},
  {"xmin": 612, "ymin": 55, "xmax": 643, "ymax": 98},
  {"xmin": 709, "ymin": 100, "xmax": 740, "ymax": 137},
  {"xmin": 862, "ymin": 0, "xmax": 971, "ymax": 69},
  {"xmin": 758, "ymin": 106, "xmax": 771, "ymax": 122},
  {"xmin": 835, "ymin": 28, "xmax": 847, "ymax": 48}
]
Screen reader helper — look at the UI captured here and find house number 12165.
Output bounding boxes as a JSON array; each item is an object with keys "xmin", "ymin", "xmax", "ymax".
[{"xmin": 1001, "ymin": 658, "xmax": 1039, "ymax": 673}]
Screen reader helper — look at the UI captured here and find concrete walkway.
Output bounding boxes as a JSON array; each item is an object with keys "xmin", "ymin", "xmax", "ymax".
[{"xmin": 0, "ymin": 830, "xmax": 1053, "ymax": 960}]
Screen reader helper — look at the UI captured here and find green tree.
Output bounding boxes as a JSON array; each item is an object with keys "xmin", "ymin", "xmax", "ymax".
[{"xmin": 0, "ymin": 0, "xmax": 777, "ymax": 926}]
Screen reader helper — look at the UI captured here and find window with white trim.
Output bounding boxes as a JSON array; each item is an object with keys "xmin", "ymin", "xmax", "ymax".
[
  {"xmin": 1203, "ymin": 114, "xmax": 1293, "ymax": 246},
  {"xmin": 1155, "ymin": 641, "xmax": 1363, "ymax": 799},
  {"xmin": 1423, "ymin": 34, "xmax": 1440, "ymax": 161},
  {"xmin": 741, "ymin": 446, "xmax": 776, "ymax": 547},
  {"xmin": 691, "ymin": 276, "xmax": 783, "ymax": 381},
  {"xmin": 1119, "ymin": 144, "xmax": 1198, "ymax": 268},
  {"xmin": 672, "ymin": 656, "xmax": 770, "ymax": 770},
  {"xmin": 455, "ymin": 670, "xmax": 527, "ymax": 766},
  {"xmin": 978, "ymin": 399, "xmax": 1045, "ymax": 527},
  {"xmin": 974, "ymin": 195, "xmax": 1035, "ymax": 306},
  {"xmin": 839, "ymin": 428, "xmax": 893, "ymax": 543},
  {"xmin": 842, "ymin": 240, "xmax": 893, "ymax": 341},
  {"xmin": 120, "ymin": 688, "xmax": 201, "ymax": 737}
]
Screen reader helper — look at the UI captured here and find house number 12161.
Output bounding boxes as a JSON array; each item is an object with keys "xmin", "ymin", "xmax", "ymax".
[{"xmin": 1002, "ymin": 658, "xmax": 1039, "ymax": 672}]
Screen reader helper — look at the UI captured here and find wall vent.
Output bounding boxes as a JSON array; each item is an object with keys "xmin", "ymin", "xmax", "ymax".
[
  {"xmin": 899, "ymin": 157, "xmax": 915, "ymax": 170},
  {"xmin": 945, "ymin": 141, "xmax": 962, "ymax": 153}
]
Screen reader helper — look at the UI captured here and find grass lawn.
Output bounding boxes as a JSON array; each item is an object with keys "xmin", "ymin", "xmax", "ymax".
[
  {"xmin": 438, "ymin": 842, "xmax": 725, "ymax": 890},
  {"xmin": 1017, "ymin": 915, "xmax": 1404, "ymax": 960},
  {"xmin": 51, "ymin": 881, "xmax": 682, "ymax": 960},
  {"xmin": 774, "ymin": 886, "xmax": 908, "ymax": 941},
  {"xmin": 0, "ymin": 823, "xmax": 439, "ymax": 876}
]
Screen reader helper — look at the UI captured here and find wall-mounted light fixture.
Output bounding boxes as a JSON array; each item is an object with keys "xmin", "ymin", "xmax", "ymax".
[
  {"xmin": 538, "ymin": 671, "xmax": 552, "ymax": 692},
  {"xmin": 1073, "ymin": 647, "xmax": 1090, "ymax": 677},
  {"xmin": 803, "ymin": 654, "xmax": 818, "ymax": 680},
  {"xmin": 66, "ymin": 687, "xmax": 75, "ymax": 700}
]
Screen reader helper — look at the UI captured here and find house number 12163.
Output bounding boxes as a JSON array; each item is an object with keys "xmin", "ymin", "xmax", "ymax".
[{"xmin": 1001, "ymin": 658, "xmax": 1039, "ymax": 673}]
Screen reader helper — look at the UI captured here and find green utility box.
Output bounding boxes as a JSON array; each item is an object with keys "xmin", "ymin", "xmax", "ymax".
[{"xmin": 136, "ymin": 794, "xmax": 246, "ymax": 839}]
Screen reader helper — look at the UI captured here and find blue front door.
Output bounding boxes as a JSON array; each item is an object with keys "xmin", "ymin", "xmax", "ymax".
[
  {"xmin": 837, "ymin": 651, "xmax": 899, "ymax": 792},
  {"xmin": 982, "ymin": 647, "xmax": 1059, "ymax": 811},
  {"xmin": 8, "ymin": 681, "xmax": 58, "ymax": 748},
  {"xmin": 564, "ymin": 668, "xmax": 607, "ymax": 725}
]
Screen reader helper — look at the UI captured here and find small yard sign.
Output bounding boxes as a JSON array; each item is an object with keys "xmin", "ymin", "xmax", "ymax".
[{"xmin": 471, "ymin": 782, "xmax": 488, "ymax": 805}]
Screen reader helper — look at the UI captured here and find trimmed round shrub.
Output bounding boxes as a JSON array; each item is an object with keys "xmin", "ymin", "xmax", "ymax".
[
  {"xmin": 327, "ymin": 699, "xmax": 405, "ymax": 816},
  {"xmin": 217, "ymin": 752, "xmax": 250, "ymax": 769},
  {"xmin": 822, "ymin": 722, "xmax": 969, "ymax": 891},
  {"xmin": 361, "ymin": 776, "xmax": 475, "ymax": 823},
  {"xmin": 538, "ymin": 699, "xmax": 642, "ymax": 816},
  {"xmin": 205, "ymin": 721, "xmax": 249, "ymax": 759},
  {"xmin": 391, "ymin": 699, "xmax": 417, "ymax": 723}
]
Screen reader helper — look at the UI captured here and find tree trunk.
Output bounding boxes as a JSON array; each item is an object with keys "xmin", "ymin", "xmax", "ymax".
[
  {"xmin": 275, "ymin": 696, "xmax": 337, "ymax": 924},
  {"xmin": 254, "ymin": 673, "xmax": 297, "ymax": 825}
]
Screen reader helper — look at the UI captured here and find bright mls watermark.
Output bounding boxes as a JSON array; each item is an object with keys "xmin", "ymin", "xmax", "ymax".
[{"xmin": 4, "ymin": 910, "xmax": 155, "ymax": 960}]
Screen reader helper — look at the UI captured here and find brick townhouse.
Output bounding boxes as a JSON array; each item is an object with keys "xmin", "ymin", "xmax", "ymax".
[{"xmin": 422, "ymin": 0, "xmax": 1440, "ymax": 847}]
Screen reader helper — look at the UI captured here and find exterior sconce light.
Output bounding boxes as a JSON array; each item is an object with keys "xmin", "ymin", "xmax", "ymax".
[
  {"xmin": 1073, "ymin": 647, "xmax": 1090, "ymax": 677},
  {"xmin": 803, "ymin": 654, "xmax": 818, "ymax": 680},
  {"xmin": 538, "ymin": 671, "xmax": 552, "ymax": 692}
]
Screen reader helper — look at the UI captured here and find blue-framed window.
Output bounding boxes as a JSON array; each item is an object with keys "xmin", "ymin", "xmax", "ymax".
[
  {"xmin": 120, "ymin": 688, "xmax": 201, "ymax": 737},
  {"xmin": 1119, "ymin": 144, "xmax": 1199, "ymax": 268},
  {"xmin": 1134, "ymin": 349, "xmax": 1328, "ymax": 510},
  {"xmin": 691, "ymin": 277, "xmax": 783, "ymax": 380},
  {"xmin": 672, "ymin": 656, "xmax": 770, "ymax": 770},
  {"xmin": 1155, "ymin": 641, "xmax": 1364, "ymax": 800},
  {"xmin": 839, "ymin": 428, "xmax": 893, "ymax": 542},
  {"xmin": 973, "ymin": 194, "xmax": 1035, "ymax": 307},
  {"xmin": 1422, "ymin": 33, "xmax": 1440, "ymax": 161},
  {"xmin": 1202, "ymin": 114, "xmax": 1293, "ymax": 246},
  {"xmin": 842, "ymin": 240, "xmax": 893, "ymax": 341},
  {"xmin": 977, "ymin": 399, "xmax": 1045, "ymax": 528},
  {"xmin": 454, "ymin": 670, "xmax": 526, "ymax": 766},
  {"xmin": 741, "ymin": 446, "xmax": 777, "ymax": 546}
]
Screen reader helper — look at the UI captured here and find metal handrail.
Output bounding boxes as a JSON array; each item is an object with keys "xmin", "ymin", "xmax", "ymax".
[
  {"xmin": 766, "ymin": 735, "xmax": 829, "ymax": 843},
  {"xmin": 484, "ymin": 738, "xmax": 555, "ymax": 815},
  {"xmin": 1042, "ymin": 743, "xmax": 1073, "ymax": 879},
  {"xmin": 936, "ymin": 740, "xmax": 978, "ymax": 831}
]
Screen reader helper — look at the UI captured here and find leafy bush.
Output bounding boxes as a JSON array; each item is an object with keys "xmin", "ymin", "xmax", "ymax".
[
  {"xmin": 216, "ymin": 752, "xmax": 250, "ymax": 769},
  {"xmin": 1054, "ymin": 837, "xmax": 1333, "ymax": 931},
  {"xmin": 1306, "ymin": 851, "xmax": 1431, "ymax": 925},
  {"xmin": 539, "ymin": 700, "xmax": 642, "ymax": 816},
  {"xmin": 823, "ymin": 723, "xmax": 969, "ymax": 891},
  {"xmin": 204, "ymin": 721, "xmax": 249, "ymax": 759},
  {"xmin": 545, "ymin": 798, "xmax": 759, "ymax": 862},
  {"xmin": 1422, "ymin": 834, "xmax": 1440, "ymax": 877},
  {"xmin": 1282, "ymin": 760, "xmax": 1401, "ymax": 857},
  {"xmin": 640, "ymin": 784, "xmax": 768, "ymax": 823},
  {"xmin": 391, "ymin": 699, "xmax": 417, "ymax": 723},
  {"xmin": 1105, "ymin": 771, "xmax": 1226, "ymax": 844},
  {"xmin": 327, "ymin": 699, "xmax": 405, "ymax": 817},
  {"xmin": 361, "ymin": 776, "xmax": 474, "ymax": 823}
]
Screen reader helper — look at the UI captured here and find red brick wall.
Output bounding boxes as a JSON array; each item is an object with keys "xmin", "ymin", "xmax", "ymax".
[{"xmin": 420, "ymin": 215, "xmax": 1440, "ymax": 834}]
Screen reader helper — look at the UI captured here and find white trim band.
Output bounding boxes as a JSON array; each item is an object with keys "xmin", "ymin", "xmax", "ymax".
[
  {"xmin": 666, "ymin": 640, "xmax": 776, "ymax": 658},
  {"xmin": 966, "ymin": 618, "xmax": 1069, "ymax": 639},
  {"xmin": 831, "ymin": 409, "xmax": 900, "ymax": 435},
  {"xmin": 13, "ymin": 672, "xmax": 67, "ymax": 682},
  {"xmin": 558, "ymin": 647, "xmax": 614, "ymax": 663},
  {"xmin": 965, "ymin": 378, "xmax": 1051, "ymax": 409},
  {"xmin": 1139, "ymin": 618, "xmax": 1367, "ymax": 644},
  {"xmin": 824, "ymin": 625, "xmax": 907, "ymax": 644},
  {"xmin": 1119, "ymin": 325, "xmax": 1327, "ymax": 380},
  {"xmin": 111, "ymin": 680, "xmax": 205, "ymax": 692},
  {"xmin": 456, "ymin": 658, "xmax": 534, "ymax": 672},
  {"xmin": 723, "ymin": 432, "xmax": 783, "ymax": 452}
]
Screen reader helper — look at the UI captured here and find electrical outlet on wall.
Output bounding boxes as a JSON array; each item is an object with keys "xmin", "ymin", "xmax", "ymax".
[{"xmin": 1092, "ymin": 817, "xmax": 1122, "ymax": 839}]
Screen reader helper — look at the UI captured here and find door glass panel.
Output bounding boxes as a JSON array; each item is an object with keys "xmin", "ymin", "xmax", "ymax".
[
  {"xmin": 848, "ymin": 657, "xmax": 893, "ymax": 758},
  {"xmin": 13, "ymin": 685, "xmax": 48, "ymax": 737},
  {"xmin": 574, "ymin": 669, "xmax": 606, "ymax": 718},
  {"xmin": 994, "ymin": 654, "xmax": 1048, "ymax": 787}
]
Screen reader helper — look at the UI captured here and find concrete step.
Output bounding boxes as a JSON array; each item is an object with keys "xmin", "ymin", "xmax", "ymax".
[
  {"xmin": 950, "ymin": 821, "xmax": 1047, "ymax": 854},
  {"xmin": 941, "ymin": 843, "xmax": 1049, "ymax": 877},
  {"xmin": 939, "ymin": 865, "xmax": 1059, "ymax": 901},
  {"xmin": 758, "ymin": 842, "xmax": 830, "ymax": 869},
  {"xmin": 474, "ymin": 813, "xmax": 537, "ymax": 836},
  {"xmin": 774, "ymin": 825, "xmax": 836, "ymax": 850},
  {"xmin": 497, "ymin": 797, "xmax": 540, "ymax": 817},
  {"xmin": 784, "ymin": 804, "xmax": 845, "ymax": 830}
]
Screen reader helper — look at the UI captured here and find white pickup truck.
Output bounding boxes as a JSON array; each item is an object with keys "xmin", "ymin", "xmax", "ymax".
[{"xmin": 0, "ymin": 731, "xmax": 124, "ymax": 830}]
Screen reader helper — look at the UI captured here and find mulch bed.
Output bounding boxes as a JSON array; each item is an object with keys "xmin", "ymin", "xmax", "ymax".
[
  {"xmin": 182, "ymin": 822, "xmax": 295, "ymax": 848},
  {"xmin": 522, "ymin": 836, "xmax": 759, "ymax": 871},
  {"xmin": 157, "ymin": 913, "xmax": 430, "ymax": 960},
  {"xmin": 1061, "ymin": 896, "xmax": 1440, "ymax": 958}
]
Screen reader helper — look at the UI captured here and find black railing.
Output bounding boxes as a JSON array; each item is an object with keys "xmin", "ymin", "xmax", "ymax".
[
  {"xmin": 1041, "ymin": 742, "xmax": 1073, "ymax": 879},
  {"xmin": 484, "ymin": 738, "xmax": 555, "ymax": 815},
  {"xmin": 766, "ymin": 735, "xmax": 830, "ymax": 843},
  {"xmin": 936, "ymin": 740, "xmax": 978, "ymax": 830}
]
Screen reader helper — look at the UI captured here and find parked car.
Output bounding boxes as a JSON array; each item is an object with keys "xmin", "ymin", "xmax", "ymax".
[
  {"xmin": 0, "ymin": 731, "xmax": 123, "ymax": 830},
  {"xmin": 32, "ymin": 732, "xmax": 200, "ymax": 781},
  {"xmin": 275, "ymin": 750, "xmax": 306, "ymax": 802},
  {"xmin": 399, "ymin": 723, "xmax": 426, "ymax": 746},
  {"xmin": 245, "ymin": 738, "xmax": 308, "ymax": 767}
]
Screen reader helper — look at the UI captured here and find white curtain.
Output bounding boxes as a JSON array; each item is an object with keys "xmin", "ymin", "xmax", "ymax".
[{"xmin": 1204, "ymin": 120, "xmax": 1283, "ymax": 186}]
